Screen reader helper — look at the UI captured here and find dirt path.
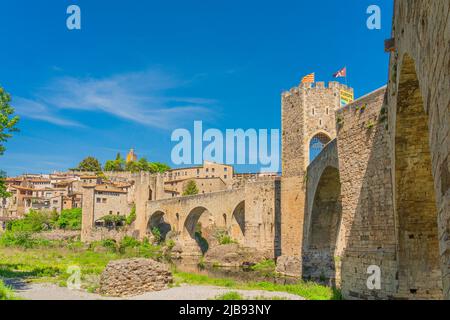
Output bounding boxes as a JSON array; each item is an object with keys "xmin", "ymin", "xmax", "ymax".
[{"xmin": 4, "ymin": 279, "xmax": 304, "ymax": 300}]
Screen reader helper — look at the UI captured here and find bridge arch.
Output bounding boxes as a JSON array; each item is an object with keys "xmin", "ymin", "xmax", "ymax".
[
  {"xmin": 308, "ymin": 166, "xmax": 342, "ymax": 251},
  {"xmin": 147, "ymin": 210, "xmax": 172, "ymax": 241},
  {"xmin": 230, "ymin": 200, "xmax": 245, "ymax": 242},
  {"xmin": 183, "ymin": 206, "xmax": 216, "ymax": 254},
  {"xmin": 303, "ymin": 138, "xmax": 341, "ymax": 282},
  {"xmin": 394, "ymin": 53, "xmax": 442, "ymax": 298}
]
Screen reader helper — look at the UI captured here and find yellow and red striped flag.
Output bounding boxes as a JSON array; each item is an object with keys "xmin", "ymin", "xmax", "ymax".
[{"xmin": 301, "ymin": 72, "xmax": 315, "ymax": 83}]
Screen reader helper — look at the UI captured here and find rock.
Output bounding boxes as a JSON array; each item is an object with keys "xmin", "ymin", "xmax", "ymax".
[
  {"xmin": 275, "ymin": 255, "xmax": 301, "ymax": 277},
  {"xmin": 204, "ymin": 244, "xmax": 265, "ymax": 267},
  {"xmin": 99, "ymin": 258, "xmax": 172, "ymax": 297},
  {"xmin": 170, "ymin": 243, "xmax": 184, "ymax": 259}
]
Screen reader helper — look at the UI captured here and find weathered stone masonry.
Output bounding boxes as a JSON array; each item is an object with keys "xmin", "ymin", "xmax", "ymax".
[{"xmin": 278, "ymin": 0, "xmax": 449, "ymax": 300}]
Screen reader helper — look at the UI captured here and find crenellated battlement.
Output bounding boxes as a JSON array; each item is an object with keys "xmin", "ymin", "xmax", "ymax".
[{"xmin": 282, "ymin": 81, "xmax": 353, "ymax": 98}]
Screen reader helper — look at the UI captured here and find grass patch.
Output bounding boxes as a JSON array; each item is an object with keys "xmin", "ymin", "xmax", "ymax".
[
  {"xmin": 0, "ymin": 237, "xmax": 165, "ymax": 288},
  {"xmin": 213, "ymin": 292, "xmax": 244, "ymax": 300},
  {"xmin": 173, "ymin": 271, "xmax": 341, "ymax": 300},
  {"xmin": 0, "ymin": 279, "xmax": 18, "ymax": 300},
  {"xmin": 250, "ymin": 259, "xmax": 276, "ymax": 274}
]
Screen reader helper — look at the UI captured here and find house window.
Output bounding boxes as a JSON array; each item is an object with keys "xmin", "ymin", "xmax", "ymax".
[
  {"xmin": 326, "ymin": 108, "xmax": 329, "ymax": 115},
  {"xmin": 212, "ymin": 168, "xmax": 215, "ymax": 173},
  {"xmin": 109, "ymin": 211, "xmax": 112, "ymax": 215},
  {"xmin": 206, "ymin": 168, "xmax": 209, "ymax": 173},
  {"xmin": 102, "ymin": 198, "xmax": 107, "ymax": 203},
  {"xmin": 96, "ymin": 198, "xmax": 101, "ymax": 203},
  {"xmin": 224, "ymin": 167, "xmax": 227, "ymax": 172},
  {"xmin": 224, "ymin": 175, "xmax": 227, "ymax": 179},
  {"xmin": 312, "ymin": 108, "xmax": 315, "ymax": 115}
]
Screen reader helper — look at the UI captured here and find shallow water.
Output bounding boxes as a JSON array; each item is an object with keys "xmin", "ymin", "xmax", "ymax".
[{"xmin": 172, "ymin": 257, "xmax": 299, "ymax": 285}]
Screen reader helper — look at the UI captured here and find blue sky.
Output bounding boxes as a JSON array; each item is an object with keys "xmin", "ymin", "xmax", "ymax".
[{"xmin": 0, "ymin": 0, "xmax": 392, "ymax": 176}]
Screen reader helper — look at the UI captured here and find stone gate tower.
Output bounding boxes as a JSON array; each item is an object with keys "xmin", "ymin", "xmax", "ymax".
[{"xmin": 277, "ymin": 80, "xmax": 353, "ymax": 275}]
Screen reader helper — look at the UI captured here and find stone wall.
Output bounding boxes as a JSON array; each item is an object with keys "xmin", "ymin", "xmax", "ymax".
[
  {"xmin": 386, "ymin": 0, "xmax": 450, "ymax": 299},
  {"xmin": 336, "ymin": 86, "xmax": 399, "ymax": 299}
]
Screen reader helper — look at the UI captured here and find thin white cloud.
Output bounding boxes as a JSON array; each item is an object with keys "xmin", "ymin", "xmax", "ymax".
[
  {"xmin": 14, "ymin": 97, "xmax": 84, "ymax": 127},
  {"xmin": 14, "ymin": 69, "xmax": 216, "ymax": 129}
]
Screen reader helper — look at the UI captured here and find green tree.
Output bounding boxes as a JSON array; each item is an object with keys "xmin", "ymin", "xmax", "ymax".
[
  {"xmin": 0, "ymin": 86, "xmax": 19, "ymax": 198},
  {"xmin": 183, "ymin": 180, "xmax": 199, "ymax": 196},
  {"xmin": 0, "ymin": 86, "xmax": 19, "ymax": 156},
  {"xmin": 149, "ymin": 162, "xmax": 171, "ymax": 173},
  {"xmin": 103, "ymin": 160, "xmax": 116, "ymax": 172},
  {"xmin": 104, "ymin": 153, "xmax": 125, "ymax": 172},
  {"xmin": 125, "ymin": 161, "xmax": 141, "ymax": 173},
  {"xmin": 75, "ymin": 156, "xmax": 102, "ymax": 172},
  {"xmin": 120, "ymin": 155, "xmax": 170, "ymax": 174},
  {"xmin": 138, "ymin": 157, "xmax": 151, "ymax": 171},
  {"xmin": 0, "ymin": 171, "xmax": 11, "ymax": 198}
]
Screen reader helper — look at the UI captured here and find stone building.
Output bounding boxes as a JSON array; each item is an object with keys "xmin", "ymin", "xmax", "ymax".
[
  {"xmin": 82, "ymin": 184, "xmax": 132, "ymax": 224},
  {"xmin": 160, "ymin": 161, "xmax": 234, "ymax": 198}
]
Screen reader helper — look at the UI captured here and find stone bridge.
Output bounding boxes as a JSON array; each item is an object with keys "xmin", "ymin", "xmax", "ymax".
[
  {"xmin": 134, "ymin": 175, "xmax": 281, "ymax": 257},
  {"xmin": 277, "ymin": 1, "xmax": 449, "ymax": 300},
  {"xmin": 302, "ymin": 139, "xmax": 341, "ymax": 282}
]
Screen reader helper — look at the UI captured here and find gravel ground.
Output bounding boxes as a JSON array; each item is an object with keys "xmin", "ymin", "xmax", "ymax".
[{"xmin": 4, "ymin": 279, "xmax": 304, "ymax": 300}]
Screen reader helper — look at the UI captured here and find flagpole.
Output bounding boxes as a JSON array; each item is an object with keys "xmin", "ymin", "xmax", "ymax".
[{"xmin": 345, "ymin": 65, "xmax": 348, "ymax": 86}]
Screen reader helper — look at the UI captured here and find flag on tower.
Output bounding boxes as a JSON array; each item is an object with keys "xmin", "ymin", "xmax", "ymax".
[
  {"xmin": 333, "ymin": 67, "xmax": 347, "ymax": 78},
  {"xmin": 301, "ymin": 72, "xmax": 315, "ymax": 83}
]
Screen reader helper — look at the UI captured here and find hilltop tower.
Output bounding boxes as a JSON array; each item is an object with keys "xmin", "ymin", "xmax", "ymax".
[{"xmin": 278, "ymin": 80, "xmax": 353, "ymax": 275}]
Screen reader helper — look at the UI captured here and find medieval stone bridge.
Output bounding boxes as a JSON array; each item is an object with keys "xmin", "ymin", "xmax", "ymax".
[
  {"xmin": 81, "ymin": 0, "xmax": 449, "ymax": 300},
  {"xmin": 134, "ymin": 177, "xmax": 281, "ymax": 257}
]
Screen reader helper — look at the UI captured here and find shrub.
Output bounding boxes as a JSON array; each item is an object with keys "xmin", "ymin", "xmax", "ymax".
[
  {"xmin": 126, "ymin": 205, "xmax": 136, "ymax": 225},
  {"xmin": 215, "ymin": 229, "xmax": 236, "ymax": 245},
  {"xmin": 120, "ymin": 236, "xmax": 140, "ymax": 249},
  {"xmin": 56, "ymin": 208, "xmax": 82, "ymax": 230},
  {"xmin": 98, "ymin": 214, "xmax": 126, "ymax": 229},
  {"xmin": 7, "ymin": 210, "xmax": 55, "ymax": 232},
  {"xmin": 165, "ymin": 239, "xmax": 175, "ymax": 250},
  {"xmin": 151, "ymin": 227, "xmax": 161, "ymax": 243},
  {"xmin": 0, "ymin": 231, "xmax": 51, "ymax": 248},
  {"xmin": 100, "ymin": 239, "xmax": 118, "ymax": 251}
]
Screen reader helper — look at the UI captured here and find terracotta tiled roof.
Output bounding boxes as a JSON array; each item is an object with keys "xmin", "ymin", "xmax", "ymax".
[
  {"xmin": 11, "ymin": 186, "xmax": 34, "ymax": 191},
  {"xmin": 94, "ymin": 184, "xmax": 127, "ymax": 194},
  {"xmin": 80, "ymin": 175, "xmax": 98, "ymax": 179}
]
